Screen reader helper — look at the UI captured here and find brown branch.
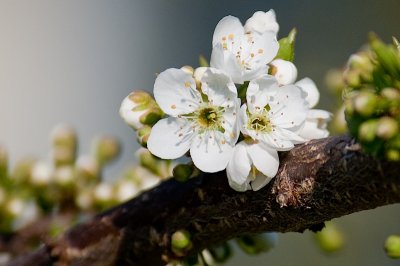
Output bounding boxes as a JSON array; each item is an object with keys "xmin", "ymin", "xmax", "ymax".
[{"xmin": 8, "ymin": 135, "xmax": 400, "ymax": 266}]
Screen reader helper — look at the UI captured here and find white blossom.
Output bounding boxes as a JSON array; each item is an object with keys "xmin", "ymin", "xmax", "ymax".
[
  {"xmin": 270, "ymin": 59, "xmax": 298, "ymax": 85},
  {"xmin": 147, "ymin": 67, "xmax": 239, "ymax": 173},
  {"xmin": 227, "ymin": 76, "xmax": 308, "ymax": 191},
  {"xmin": 244, "ymin": 10, "xmax": 279, "ymax": 35},
  {"xmin": 210, "ymin": 15, "xmax": 279, "ymax": 84}
]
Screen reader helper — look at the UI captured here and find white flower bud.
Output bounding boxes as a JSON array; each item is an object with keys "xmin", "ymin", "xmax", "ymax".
[
  {"xmin": 76, "ymin": 155, "xmax": 100, "ymax": 181},
  {"xmin": 270, "ymin": 59, "xmax": 298, "ymax": 85},
  {"xmin": 114, "ymin": 180, "xmax": 139, "ymax": 202},
  {"xmin": 30, "ymin": 161, "xmax": 53, "ymax": 186},
  {"xmin": 5, "ymin": 197, "xmax": 25, "ymax": 217},
  {"xmin": 93, "ymin": 183, "xmax": 113, "ymax": 203},
  {"xmin": 54, "ymin": 166, "xmax": 75, "ymax": 186},
  {"xmin": 13, "ymin": 201, "xmax": 40, "ymax": 230},
  {"xmin": 244, "ymin": 10, "xmax": 279, "ymax": 34},
  {"xmin": 120, "ymin": 91, "xmax": 163, "ymax": 130},
  {"xmin": 75, "ymin": 191, "xmax": 94, "ymax": 210}
]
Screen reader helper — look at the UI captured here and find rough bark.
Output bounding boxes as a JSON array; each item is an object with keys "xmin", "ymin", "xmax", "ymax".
[{"xmin": 8, "ymin": 135, "xmax": 400, "ymax": 266}]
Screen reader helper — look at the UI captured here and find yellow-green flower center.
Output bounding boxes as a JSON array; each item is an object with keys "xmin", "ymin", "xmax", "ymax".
[{"xmin": 247, "ymin": 112, "xmax": 272, "ymax": 133}]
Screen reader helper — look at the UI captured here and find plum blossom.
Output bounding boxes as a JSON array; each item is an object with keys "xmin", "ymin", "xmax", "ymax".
[
  {"xmin": 147, "ymin": 67, "xmax": 239, "ymax": 173},
  {"xmin": 210, "ymin": 15, "xmax": 279, "ymax": 84},
  {"xmin": 244, "ymin": 10, "xmax": 279, "ymax": 35},
  {"xmin": 227, "ymin": 76, "xmax": 308, "ymax": 191}
]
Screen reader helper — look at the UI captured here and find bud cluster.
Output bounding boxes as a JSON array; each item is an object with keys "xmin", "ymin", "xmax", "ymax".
[
  {"xmin": 343, "ymin": 34, "xmax": 400, "ymax": 161},
  {"xmin": 0, "ymin": 125, "xmax": 165, "ymax": 240}
]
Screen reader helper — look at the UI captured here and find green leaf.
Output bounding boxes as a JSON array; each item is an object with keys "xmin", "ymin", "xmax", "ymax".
[
  {"xmin": 199, "ymin": 55, "xmax": 209, "ymax": 67},
  {"xmin": 275, "ymin": 28, "xmax": 297, "ymax": 62}
]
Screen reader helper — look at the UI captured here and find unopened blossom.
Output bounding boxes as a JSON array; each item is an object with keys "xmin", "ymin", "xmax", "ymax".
[
  {"xmin": 295, "ymin": 78, "xmax": 332, "ymax": 140},
  {"xmin": 227, "ymin": 76, "xmax": 308, "ymax": 191},
  {"xmin": 210, "ymin": 15, "xmax": 279, "ymax": 84},
  {"xmin": 270, "ymin": 59, "xmax": 298, "ymax": 85},
  {"xmin": 119, "ymin": 91, "xmax": 163, "ymax": 130},
  {"xmin": 147, "ymin": 67, "xmax": 239, "ymax": 173},
  {"xmin": 244, "ymin": 10, "xmax": 279, "ymax": 35}
]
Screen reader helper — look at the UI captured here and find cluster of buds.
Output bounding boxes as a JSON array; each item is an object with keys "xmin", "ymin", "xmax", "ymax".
[
  {"xmin": 0, "ymin": 125, "xmax": 166, "ymax": 238},
  {"xmin": 343, "ymin": 34, "xmax": 400, "ymax": 161}
]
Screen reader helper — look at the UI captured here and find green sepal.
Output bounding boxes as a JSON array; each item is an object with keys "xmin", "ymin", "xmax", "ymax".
[
  {"xmin": 275, "ymin": 28, "xmax": 297, "ymax": 62},
  {"xmin": 199, "ymin": 55, "xmax": 209, "ymax": 67}
]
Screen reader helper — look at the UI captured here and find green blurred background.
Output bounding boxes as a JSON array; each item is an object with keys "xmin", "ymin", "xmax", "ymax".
[{"xmin": 0, "ymin": 0, "xmax": 400, "ymax": 265}]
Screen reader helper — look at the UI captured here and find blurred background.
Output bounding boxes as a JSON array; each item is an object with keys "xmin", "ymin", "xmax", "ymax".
[{"xmin": 0, "ymin": 0, "xmax": 400, "ymax": 265}]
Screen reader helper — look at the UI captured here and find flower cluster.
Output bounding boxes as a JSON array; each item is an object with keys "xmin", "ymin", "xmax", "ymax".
[{"xmin": 121, "ymin": 10, "xmax": 331, "ymax": 192}]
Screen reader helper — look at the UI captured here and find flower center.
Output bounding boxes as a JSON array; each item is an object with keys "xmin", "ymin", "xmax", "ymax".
[
  {"xmin": 196, "ymin": 106, "xmax": 224, "ymax": 131},
  {"xmin": 247, "ymin": 112, "xmax": 272, "ymax": 133}
]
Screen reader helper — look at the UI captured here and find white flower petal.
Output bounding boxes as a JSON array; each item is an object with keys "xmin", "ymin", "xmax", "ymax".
[
  {"xmin": 226, "ymin": 141, "xmax": 252, "ymax": 191},
  {"xmin": 246, "ymin": 75, "xmax": 278, "ymax": 114},
  {"xmin": 190, "ymin": 131, "xmax": 234, "ymax": 173},
  {"xmin": 244, "ymin": 10, "xmax": 279, "ymax": 34},
  {"xmin": 251, "ymin": 172, "xmax": 274, "ymax": 191},
  {"xmin": 212, "ymin": 15, "xmax": 244, "ymax": 47},
  {"xmin": 210, "ymin": 44, "xmax": 245, "ymax": 84},
  {"xmin": 295, "ymin": 77, "xmax": 320, "ymax": 108},
  {"xmin": 247, "ymin": 143, "xmax": 279, "ymax": 178},
  {"xmin": 270, "ymin": 85, "xmax": 307, "ymax": 129},
  {"xmin": 194, "ymin": 67, "xmax": 208, "ymax": 82},
  {"xmin": 299, "ymin": 109, "xmax": 332, "ymax": 140},
  {"xmin": 154, "ymin": 68, "xmax": 201, "ymax": 116},
  {"xmin": 221, "ymin": 100, "xmax": 240, "ymax": 145},
  {"xmin": 261, "ymin": 132, "xmax": 295, "ymax": 151},
  {"xmin": 248, "ymin": 31, "xmax": 279, "ymax": 67},
  {"xmin": 200, "ymin": 68, "xmax": 237, "ymax": 107},
  {"xmin": 270, "ymin": 59, "xmax": 298, "ymax": 85},
  {"xmin": 147, "ymin": 117, "xmax": 192, "ymax": 159}
]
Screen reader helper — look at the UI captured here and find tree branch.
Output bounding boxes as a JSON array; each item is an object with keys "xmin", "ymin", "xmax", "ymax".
[{"xmin": 8, "ymin": 135, "xmax": 400, "ymax": 266}]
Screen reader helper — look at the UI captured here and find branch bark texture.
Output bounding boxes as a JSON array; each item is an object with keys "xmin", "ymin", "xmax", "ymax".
[{"xmin": 9, "ymin": 135, "xmax": 400, "ymax": 266}]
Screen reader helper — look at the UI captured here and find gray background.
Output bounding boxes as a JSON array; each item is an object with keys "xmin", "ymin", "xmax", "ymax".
[{"xmin": 0, "ymin": 1, "xmax": 400, "ymax": 265}]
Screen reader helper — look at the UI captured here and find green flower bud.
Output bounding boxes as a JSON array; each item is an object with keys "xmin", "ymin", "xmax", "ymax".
[
  {"xmin": 171, "ymin": 230, "xmax": 192, "ymax": 254},
  {"xmin": 139, "ymin": 108, "xmax": 163, "ymax": 128},
  {"xmin": 348, "ymin": 52, "xmax": 374, "ymax": 81},
  {"xmin": 173, "ymin": 164, "xmax": 194, "ymax": 182},
  {"xmin": 137, "ymin": 148, "xmax": 171, "ymax": 178},
  {"xmin": 325, "ymin": 69, "xmax": 345, "ymax": 95},
  {"xmin": 206, "ymin": 243, "xmax": 232, "ymax": 263},
  {"xmin": 198, "ymin": 55, "xmax": 209, "ymax": 67},
  {"xmin": 358, "ymin": 119, "xmax": 378, "ymax": 142},
  {"xmin": 137, "ymin": 126, "xmax": 152, "ymax": 147},
  {"xmin": 381, "ymin": 87, "xmax": 400, "ymax": 101},
  {"xmin": 236, "ymin": 234, "xmax": 277, "ymax": 255},
  {"xmin": 315, "ymin": 222, "xmax": 344, "ymax": 253},
  {"xmin": 12, "ymin": 157, "xmax": 36, "ymax": 183},
  {"xmin": 369, "ymin": 33, "xmax": 400, "ymax": 78},
  {"xmin": 386, "ymin": 149, "xmax": 400, "ymax": 161},
  {"xmin": 353, "ymin": 91, "xmax": 378, "ymax": 117},
  {"xmin": 385, "ymin": 234, "xmax": 400, "ymax": 259},
  {"xmin": 376, "ymin": 117, "xmax": 398, "ymax": 140},
  {"xmin": 344, "ymin": 69, "xmax": 362, "ymax": 88},
  {"xmin": 92, "ymin": 136, "xmax": 120, "ymax": 166},
  {"xmin": 50, "ymin": 125, "xmax": 77, "ymax": 166},
  {"xmin": 275, "ymin": 28, "xmax": 296, "ymax": 62},
  {"xmin": 0, "ymin": 145, "xmax": 8, "ymax": 179}
]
